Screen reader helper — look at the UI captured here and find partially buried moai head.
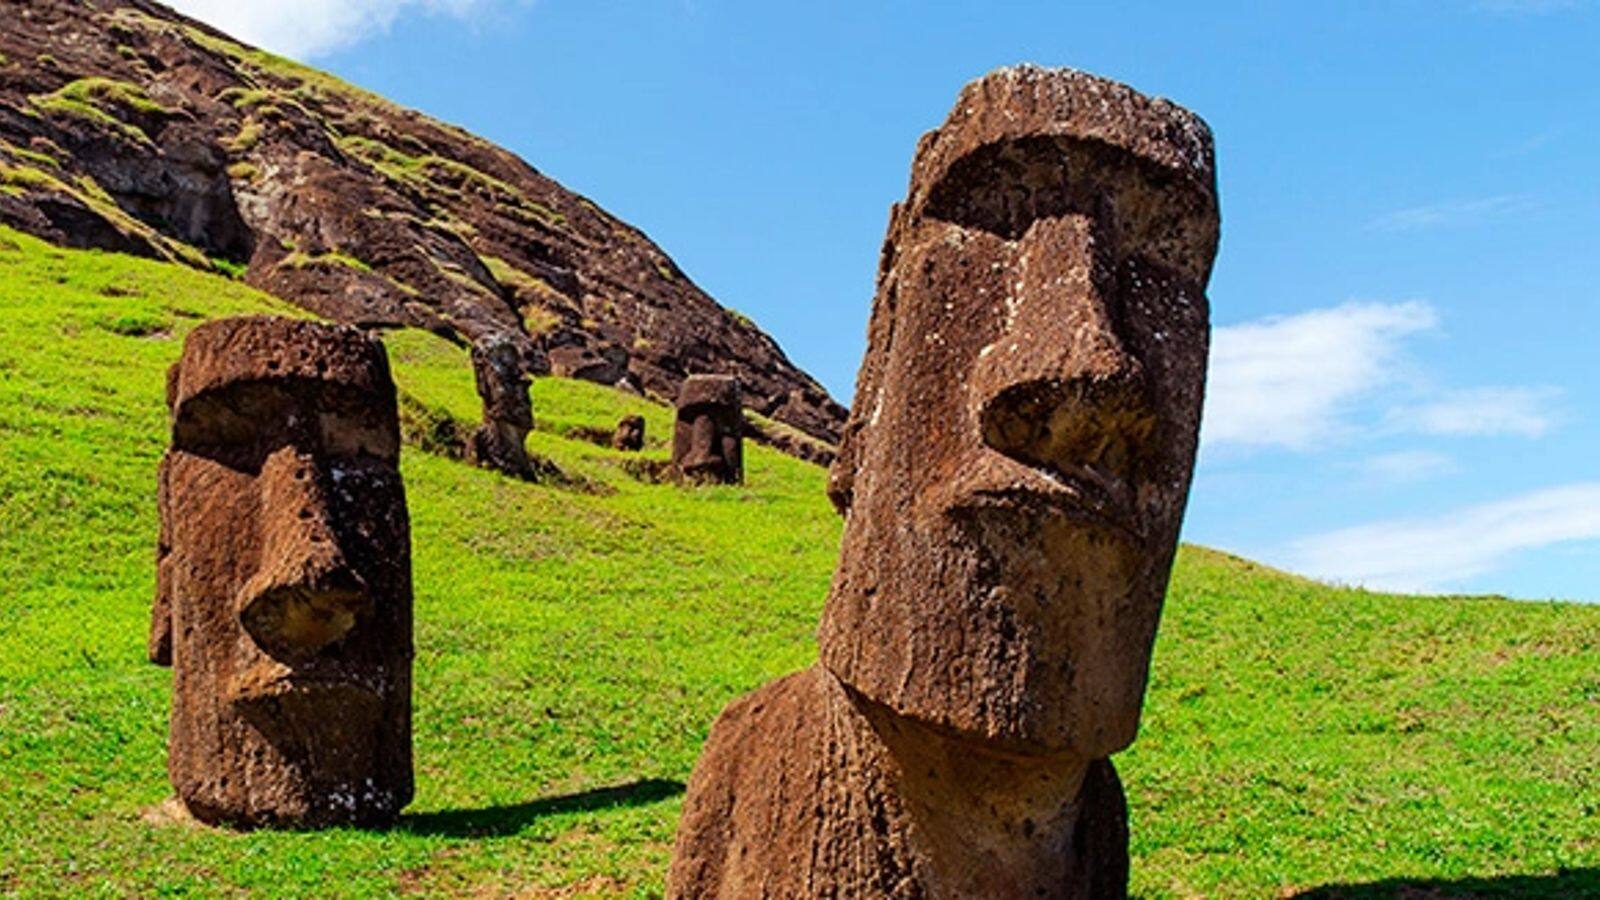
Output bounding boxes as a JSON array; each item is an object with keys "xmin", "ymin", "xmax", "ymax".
[
  {"xmin": 819, "ymin": 66, "xmax": 1219, "ymax": 759},
  {"xmin": 471, "ymin": 334, "xmax": 533, "ymax": 431},
  {"xmin": 613, "ymin": 414, "xmax": 646, "ymax": 452},
  {"xmin": 150, "ymin": 316, "xmax": 413, "ymax": 828},
  {"xmin": 673, "ymin": 375, "xmax": 743, "ymax": 485},
  {"xmin": 469, "ymin": 334, "xmax": 535, "ymax": 477}
]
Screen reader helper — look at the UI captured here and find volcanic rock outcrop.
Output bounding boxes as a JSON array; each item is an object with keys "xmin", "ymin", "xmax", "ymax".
[
  {"xmin": 673, "ymin": 374, "xmax": 743, "ymax": 485},
  {"xmin": 150, "ymin": 316, "xmax": 414, "ymax": 829},
  {"xmin": 612, "ymin": 414, "xmax": 646, "ymax": 452},
  {"xmin": 668, "ymin": 65, "xmax": 1220, "ymax": 898},
  {"xmin": 467, "ymin": 333, "xmax": 535, "ymax": 478},
  {"xmin": 0, "ymin": 0, "xmax": 844, "ymax": 450}
]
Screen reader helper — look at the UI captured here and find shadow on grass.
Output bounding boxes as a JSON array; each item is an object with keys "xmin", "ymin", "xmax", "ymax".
[
  {"xmin": 1295, "ymin": 868, "xmax": 1600, "ymax": 899},
  {"xmin": 399, "ymin": 777, "xmax": 684, "ymax": 838}
]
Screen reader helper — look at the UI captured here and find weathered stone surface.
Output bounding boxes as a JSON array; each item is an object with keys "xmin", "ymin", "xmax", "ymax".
[
  {"xmin": 612, "ymin": 414, "xmax": 645, "ymax": 452},
  {"xmin": 467, "ymin": 334, "xmax": 535, "ymax": 478},
  {"xmin": 670, "ymin": 65, "xmax": 1218, "ymax": 898},
  {"xmin": 671, "ymin": 667, "xmax": 1131, "ymax": 900},
  {"xmin": 0, "ymin": 0, "xmax": 845, "ymax": 452},
  {"xmin": 673, "ymin": 375, "xmax": 743, "ymax": 485},
  {"xmin": 151, "ymin": 315, "xmax": 413, "ymax": 829}
]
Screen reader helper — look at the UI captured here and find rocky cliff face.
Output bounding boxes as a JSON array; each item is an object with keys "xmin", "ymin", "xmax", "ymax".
[{"xmin": 0, "ymin": 0, "xmax": 844, "ymax": 444}]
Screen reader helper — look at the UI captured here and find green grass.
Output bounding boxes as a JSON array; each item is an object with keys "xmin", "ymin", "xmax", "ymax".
[
  {"xmin": 0, "ymin": 226, "xmax": 1597, "ymax": 897},
  {"xmin": 335, "ymin": 133, "xmax": 565, "ymax": 230},
  {"xmin": 277, "ymin": 249, "xmax": 374, "ymax": 274},
  {"xmin": 46, "ymin": 77, "xmax": 173, "ymax": 118},
  {"xmin": 28, "ymin": 78, "xmax": 168, "ymax": 149}
]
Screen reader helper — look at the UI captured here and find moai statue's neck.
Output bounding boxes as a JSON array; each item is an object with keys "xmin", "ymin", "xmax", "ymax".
[{"xmin": 846, "ymin": 684, "xmax": 1117, "ymax": 898}]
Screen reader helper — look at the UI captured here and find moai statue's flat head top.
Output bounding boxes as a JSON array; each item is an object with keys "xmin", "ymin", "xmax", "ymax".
[
  {"xmin": 819, "ymin": 65, "xmax": 1219, "ymax": 759},
  {"xmin": 673, "ymin": 375, "xmax": 743, "ymax": 485},
  {"xmin": 151, "ymin": 316, "xmax": 413, "ymax": 828}
]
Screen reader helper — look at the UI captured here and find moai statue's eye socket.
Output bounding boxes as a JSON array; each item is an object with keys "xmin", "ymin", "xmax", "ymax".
[
  {"xmin": 922, "ymin": 136, "xmax": 1218, "ymax": 282},
  {"xmin": 172, "ymin": 382, "xmax": 300, "ymax": 471},
  {"xmin": 174, "ymin": 381, "xmax": 397, "ymax": 470}
]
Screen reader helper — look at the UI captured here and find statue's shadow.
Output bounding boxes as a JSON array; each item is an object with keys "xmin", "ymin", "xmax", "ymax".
[
  {"xmin": 398, "ymin": 777, "xmax": 684, "ymax": 838},
  {"xmin": 1290, "ymin": 868, "xmax": 1600, "ymax": 899}
]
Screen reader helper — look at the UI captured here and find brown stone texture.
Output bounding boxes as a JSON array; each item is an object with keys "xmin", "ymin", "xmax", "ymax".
[
  {"xmin": 673, "ymin": 375, "xmax": 743, "ymax": 485},
  {"xmin": 671, "ymin": 667, "xmax": 1130, "ymax": 900},
  {"xmin": 0, "ymin": 0, "xmax": 845, "ymax": 451},
  {"xmin": 670, "ymin": 65, "xmax": 1218, "ymax": 898},
  {"xmin": 151, "ymin": 315, "xmax": 413, "ymax": 829},
  {"xmin": 612, "ymin": 414, "xmax": 646, "ymax": 452},
  {"xmin": 467, "ymin": 334, "xmax": 535, "ymax": 478}
]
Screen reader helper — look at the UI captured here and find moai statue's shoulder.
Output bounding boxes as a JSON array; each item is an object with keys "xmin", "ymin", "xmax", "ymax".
[{"xmin": 669, "ymin": 666, "xmax": 924, "ymax": 899}]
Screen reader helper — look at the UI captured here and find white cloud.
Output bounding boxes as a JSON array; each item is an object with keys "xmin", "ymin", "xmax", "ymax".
[
  {"xmin": 166, "ymin": 0, "xmax": 519, "ymax": 59},
  {"xmin": 1201, "ymin": 301, "xmax": 1437, "ymax": 450},
  {"xmin": 1287, "ymin": 483, "xmax": 1600, "ymax": 593},
  {"xmin": 1358, "ymin": 450, "xmax": 1458, "ymax": 484},
  {"xmin": 1390, "ymin": 386, "xmax": 1560, "ymax": 438},
  {"xmin": 1368, "ymin": 195, "xmax": 1533, "ymax": 232}
]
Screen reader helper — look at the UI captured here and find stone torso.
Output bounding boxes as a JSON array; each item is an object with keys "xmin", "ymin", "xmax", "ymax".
[{"xmin": 669, "ymin": 667, "xmax": 1129, "ymax": 900}]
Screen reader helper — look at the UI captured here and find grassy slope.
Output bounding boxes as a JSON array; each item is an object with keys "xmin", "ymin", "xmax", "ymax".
[{"xmin": 0, "ymin": 227, "xmax": 1596, "ymax": 898}]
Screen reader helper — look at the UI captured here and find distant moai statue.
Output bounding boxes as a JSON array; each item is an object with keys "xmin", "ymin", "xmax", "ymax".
[
  {"xmin": 668, "ymin": 65, "xmax": 1219, "ymax": 898},
  {"xmin": 468, "ymin": 333, "xmax": 535, "ymax": 478},
  {"xmin": 150, "ymin": 316, "xmax": 414, "ymax": 829},
  {"xmin": 673, "ymin": 375, "xmax": 743, "ymax": 485},
  {"xmin": 613, "ymin": 414, "xmax": 646, "ymax": 452}
]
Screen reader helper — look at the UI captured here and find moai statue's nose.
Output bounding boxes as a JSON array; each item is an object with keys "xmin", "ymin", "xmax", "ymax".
[
  {"xmin": 236, "ymin": 445, "xmax": 372, "ymax": 659},
  {"xmin": 972, "ymin": 215, "xmax": 1156, "ymax": 480}
]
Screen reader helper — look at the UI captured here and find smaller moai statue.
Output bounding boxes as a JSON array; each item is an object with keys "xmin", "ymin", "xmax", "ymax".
[
  {"xmin": 468, "ymin": 334, "xmax": 535, "ymax": 478},
  {"xmin": 150, "ymin": 316, "xmax": 413, "ymax": 829},
  {"xmin": 672, "ymin": 375, "xmax": 743, "ymax": 485},
  {"xmin": 613, "ymin": 414, "xmax": 646, "ymax": 452}
]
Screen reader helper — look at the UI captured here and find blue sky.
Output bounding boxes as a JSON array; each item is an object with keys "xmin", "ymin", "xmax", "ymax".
[{"xmin": 169, "ymin": 0, "xmax": 1600, "ymax": 600}]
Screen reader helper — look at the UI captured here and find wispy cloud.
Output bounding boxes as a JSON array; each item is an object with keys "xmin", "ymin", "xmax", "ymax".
[
  {"xmin": 1358, "ymin": 450, "xmax": 1459, "ymax": 484},
  {"xmin": 1202, "ymin": 301, "xmax": 1437, "ymax": 450},
  {"xmin": 1204, "ymin": 302, "xmax": 1563, "ymax": 452},
  {"xmin": 1474, "ymin": 0, "xmax": 1586, "ymax": 14},
  {"xmin": 1287, "ymin": 483, "xmax": 1600, "ymax": 592},
  {"xmin": 1368, "ymin": 195, "xmax": 1534, "ymax": 233},
  {"xmin": 167, "ymin": 0, "xmax": 525, "ymax": 59},
  {"xmin": 1389, "ymin": 387, "xmax": 1560, "ymax": 438},
  {"xmin": 1497, "ymin": 126, "xmax": 1569, "ymax": 158}
]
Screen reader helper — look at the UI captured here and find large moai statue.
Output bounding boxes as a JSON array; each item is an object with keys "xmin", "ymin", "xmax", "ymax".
[
  {"xmin": 468, "ymin": 333, "xmax": 536, "ymax": 478},
  {"xmin": 149, "ymin": 316, "xmax": 414, "ymax": 829},
  {"xmin": 668, "ymin": 66, "xmax": 1219, "ymax": 898},
  {"xmin": 672, "ymin": 375, "xmax": 743, "ymax": 485}
]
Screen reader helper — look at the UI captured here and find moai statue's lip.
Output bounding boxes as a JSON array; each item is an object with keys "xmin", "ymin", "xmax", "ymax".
[
  {"xmin": 943, "ymin": 464, "xmax": 1144, "ymax": 545},
  {"xmin": 227, "ymin": 658, "xmax": 386, "ymax": 709}
]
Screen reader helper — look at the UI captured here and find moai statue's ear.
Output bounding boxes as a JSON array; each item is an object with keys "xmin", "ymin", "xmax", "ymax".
[
  {"xmin": 148, "ymin": 453, "xmax": 173, "ymax": 667},
  {"xmin": 827, "ymin": 204, "xmax": 905, "ymax": 517},
  {"xmin": 826, "ymin": 422, "xmax": 861, "ymax": 516}
]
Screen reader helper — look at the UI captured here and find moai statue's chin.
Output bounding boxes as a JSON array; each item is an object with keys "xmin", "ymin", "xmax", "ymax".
[
  {"xmin": 469, "ymin": 334, "xmax": 536, "ymax": 478},
  {"xmin": 150, "ymin": 316, "xmax": 414, "ymax": 829},
  {"xmin": 673, "ymin": 375, "xmax": 743, "ymax": 485},
  {"xmin": 669, "ymin": 65, "xmax": 1219, "ymax": 899},
  {"xmin": 613, "ymin": 414, "xmax": 646, "ymax": 452}
]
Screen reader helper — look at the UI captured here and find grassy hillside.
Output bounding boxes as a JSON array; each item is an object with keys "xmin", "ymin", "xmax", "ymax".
[{"xmin": 0, "ymin": 226, "xmax": 1597, "ymax": 898}]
